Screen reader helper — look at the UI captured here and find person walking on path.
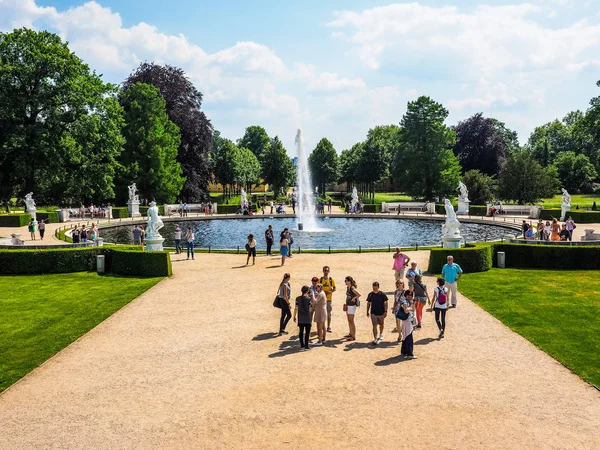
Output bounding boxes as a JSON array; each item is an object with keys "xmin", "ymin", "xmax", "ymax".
[
  {"xmin": 245, "ymin": 234, "xmax": 257, "ymax": 266},
  {"xmin": 431, "ymin": 278, "xmax": 449, "ymax": 338},
  {"xmin": 38, "ymin": 220, "xmax": 45, "ymax": 240},
  {"xmin": 566, "ymin": 216, "xmax": 576, "ymax": 241},
  {"xmin": 392, "ymin": 280, "xmax": 406, "ymax": 342},
  {"xmin": 174, "ymin": 225, "xmax": 182, "ymax": 254},
  {"xmin": 294, "ymin": 285, "xmax": 313, "ymax": 350},
  {"xmin": 276, "ymin": 274, "xmax": 292, "ymax": 335},
  {"xmin": 399, "ymin": 290, "xmax": 416, "ymax": 359},
  {"xmin": 344, "ymin": 276, "xmax": 361, "ymax": 341},
  {"xmin": 441, "ymin": 255, "xmax": 462, "ymax": 308},
  {"xmin": 366, "ymin": 281, "xmax": 388, "ymax": 345},
  {"xmin": 279, "ymin": 233, "xmax": 289, "ymax": 266},
  {"xmin": 132, "ymin": 225, "xmax": 141, "ymax": 245},
  {"xmin": 265, "ymin": 225, "xmax": 274, "ymax": 256},
  {"xmin": 319, "ymin": 266, "xmax": 336, "ymax": 333},
  {"xmin": 185, "ymin": 227, "xmax": 195, "ymax": 260},
  {"xmin": 405, "ymin": 261, "xmax": 422, "ymax": 290},
  {"xmin": 312, "ymin": 283, "xmax": 327, "ymax": 346},
  {"xmin": 28, "ymin": 219, "xmax": 37, "ymax": 241},
  {"xmin": 412, "ymin": 274, "xmax": 430, "ymax": 329},
  {"xmin": 392, "ymin": 248, "xmax": 410, "ymax": 282}
]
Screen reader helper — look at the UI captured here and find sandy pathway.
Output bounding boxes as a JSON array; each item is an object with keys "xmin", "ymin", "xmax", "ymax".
[{"xmin": 0, "ymin": 252, "xmax": 598, "ymax": 449}]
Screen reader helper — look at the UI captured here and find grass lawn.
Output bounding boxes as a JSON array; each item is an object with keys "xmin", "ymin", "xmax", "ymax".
[
  {"xmin": 0, "ymin": 272, "xmax": 162, "ymax": 392},
  {"xmin": 540, "ymin": 194, "xmax": 600, "ymax": 209},
  {"xmin": 460, "ymin": 268, "xmax": 600, "ymax": 388},
  {"xmin": 369, "ymin": 192, "xmax": 415, "ymax": 204}
]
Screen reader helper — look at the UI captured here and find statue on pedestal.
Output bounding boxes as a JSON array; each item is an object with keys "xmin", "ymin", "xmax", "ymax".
[
  {"xmin": 146, "ymin": 201, "xmax": 164, "ymax": 239},
  {"xmin": 128, "ymin": 183, "xmax": 139, "ymax": 203},
  {"xmin": 442, "ymin": 199, "xmax": 461, "ymax": 237},
  {"xmin": 241, "ymin": 188, "xmax": 248, "ymax": 209},
  {"xmin": 24, "ymin": 192, "xmax": 37, "ymax": 220},
  {"xmin": 351, "ymin": 187, "xmax": 359, "ymax": 209},
  {"xmin": 560, "ymin": 188, "xmax": 571, "ymax": 221},
  {"xmin": 458, "ymin": 181, "xmax": 470, "ymax": 202}
]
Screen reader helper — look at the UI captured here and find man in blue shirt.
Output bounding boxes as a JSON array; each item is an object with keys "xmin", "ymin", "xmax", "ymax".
[{"xmin": 441, "ymin": 255, "xmax": 463, "ymax": 308}]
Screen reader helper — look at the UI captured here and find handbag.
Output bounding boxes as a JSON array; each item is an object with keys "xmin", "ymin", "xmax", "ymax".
[
  {"xmin": 395, "ymin": 306, "xmax": 409, "ymax": 321},
  {"xmin": 343, "ymin": 304, "xmax": 348, "ymax": 312},
  {"xmin": 273, "ymin": 296, "xmax": 282, "ymax": 308}
]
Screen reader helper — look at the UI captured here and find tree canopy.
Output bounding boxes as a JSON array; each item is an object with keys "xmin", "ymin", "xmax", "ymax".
[
  {"xmin": 261, "ymin": 137, "xmax": 295, "ymax": 196},
  {"xmin": 461, "ymin": 170, "xmax": 497, "ymax": 205},
  {"xmin": 238, "ymin": 126, "xmax": 270, "ymax": 159},
  {"xmin": 308, "ymin": 138, "xmax": 339, "ymax": 195},
  {"xmin": 552, "ymin": 151, "xmax": 597, "ymax": 194},
  {"xmin": 498, "ymin": 150, "xmax": 559, "ymax": 204}
]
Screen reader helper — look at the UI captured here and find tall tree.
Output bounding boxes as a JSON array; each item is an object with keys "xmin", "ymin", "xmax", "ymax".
[
  {"xmin": 308, "ymin": 138, "xmax": 340, "ymax": 195},
  {"xmin": 261, "ymin": 137, "xmax": 294, "ymax": 196},
  {"xmin": 394, "ymin": 96, "xmax": 460, "ymax": 199},
  {"xmin": 552, "ymin": 151, "xmax": 597, "ymax": 193},
  {"xmin": 118, "ymin": 83, "xmax": 184, "ymax": 204},
  {"xmin": 238, "ymin": 126, "xmax": 270, "ymax": 159},
  {"xmin": 498, "ymin": 150, "xmax": 559, "ymax": 204},
  {"xmin": 461, "ymin": 170, "xmax": 498, "ymax": 205},
  {"xmin": 527, "ymin": 120, "xmax": 573, "ymax": 166},
  {"xmin": 212, "ymin": 137, "xmax": 240, "ymax": 201},
  {"xmin": 356, "ymin": 125, "xmax": 400, "ymax": 200},
  {"xmin": 339, "ymin": 144, "xmax": 361, "ymax": 191},
  {"xmin": 123, "ymin": 63, "xmax": 213, "ymax": 201},
  {"xmin": 453, "ymin": 113, "xmax": 512, "ymax": 176},
  {"xmin": 0, "ymin": 28, "xmax": 121, "ymax": 205},
  {"xmin": 236, "ymin": 147, "xmax": 261, "ymax": 193}
]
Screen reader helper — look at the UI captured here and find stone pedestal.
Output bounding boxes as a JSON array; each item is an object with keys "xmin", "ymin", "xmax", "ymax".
[
  {"xmin": 442, "ymin": 235, "xmax": 462, "ymax": 248},
  {"xmin": 560, "ymin": 204, "xmax": 570, "ymax": 222},
  {"xmin": 127, "ymin": 200, "xmax": 141, "ymax": 218},
  {"xmin": 11, "ymin": 233, "xmax": 24, "ymax": 246},
  {"xmin": 457, "ymin": 200, "xmax": 470, "ymax": 215},
  {"xmin": 27, "ymin": 209, "xmax": 36, "ymax": 221},
  {"xmin": 94, "ymin": 237, "xmax": 104, "ymax": 247},
  {"xmin": 426, "ymin": 202, "xmax": 436, "ymax": 214},
  {"xmin": 145, "ymin": 237, "xmax": 164, "ymax": 251},
  {"xmin": 106, "ymin": 206, "xmax": 113, "ymax": 219}
]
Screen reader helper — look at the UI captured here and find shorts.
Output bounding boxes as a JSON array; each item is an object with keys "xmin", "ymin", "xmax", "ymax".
[
  {"xmin": 247, "ymin": 247, "xmax": 256, "ymax": 257},
  {"xmin": 346, "ymin": 305, "xmax": 357, "ymax": 315},
  {"xmin": 326, "ymin": 301, "xmax": 332, "ymax": 314},
  {"xmin": 394, "ymin": 269, "xmax": 405, "ymax": 281},
  {"xmin": 280, "ymin": 246, "xmax": 289, "ymax": 257},
  {"xmin": 371, "ymin": 314, "xmax": 385, "ymax": 326}
]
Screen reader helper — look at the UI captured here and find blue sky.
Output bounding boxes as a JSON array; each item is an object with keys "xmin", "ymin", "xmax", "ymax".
[{"xmin": 3, "ymin": 0, "xmax": 600, "ymax": 154}]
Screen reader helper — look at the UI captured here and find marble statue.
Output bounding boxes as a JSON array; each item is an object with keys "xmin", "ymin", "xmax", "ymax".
[
  {"xmin": 128, "ymin": 183, "xmax": 139, "ymax": 203},
  {"xmin": 24, "ymin": 192, "xmax": 37, "ymax": 220},
  {"xmin": 458, "ymin": 181, "xmax": 470, "ymax": 202},
  {"xmin": 351, "ymin": 187, "xmax": 359, "ymax": 208},
  {"xmin": 442, "ymin": 199, "xmax": 461, "ymax": 237},
  {"xmin": 560, "ymin": 188, "xmax": 571, "ymax": 221},
  {"xmin": 146, "ymin": 201, "xmax": 164, "ymax": 239},
  {"xmin": 241, "ymin": 188, "xmax": 248, "ymax": 208}
]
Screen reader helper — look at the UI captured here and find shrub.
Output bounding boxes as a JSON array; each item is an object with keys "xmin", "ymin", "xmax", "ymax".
[
  {"xmin": 139, "ymin": 205, "xmax": 165, "ymax": 216},
  {"xmin": 494, "ymin": 244, "xmax": 600, "ymax": 270},
  {"xmin": 0, "ymin": 214, "xmax": 31, "ymax": 227},
  {"xmin": 539, "ymin": 208, "xmax": 561, "ymax": 220},
  {"xmin": 110, "ymin": 248, "xmax": 172, "ymax": 277},
  {"xmin": 112, "ymin": 207, "xmax": 130, "ymax": 218},
  {"xmin": 428, "ymin": 244, "xmax": 493, "ymax": 274},
  {"xmin": 36, "ymin": 211, "xmax": 60, "ymax": 223},
  {"xmin": 362, "ymin": 204, "xmax": 381, "ymax": 213},
  {"xmin": 566, "ymin": 210, "xmax": 600, "ymax": 224},
  {"xmin": 468, "ymin": 205, "xmax": 488, "ymax": 216}
]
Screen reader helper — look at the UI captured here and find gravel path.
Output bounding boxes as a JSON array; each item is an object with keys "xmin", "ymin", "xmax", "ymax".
[{"xmin": 0, "ymin": 251, "xmax": 598, "ymax": 449}]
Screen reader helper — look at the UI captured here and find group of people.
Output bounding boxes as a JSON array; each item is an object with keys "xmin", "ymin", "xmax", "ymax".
[
  {"xmin": 258, "ymin": 224, "xmax": 295, "ymax": 266},
  {"xmin": 68, "ymin": 204, "xmax": 111, "ymax": 219},
  {"xmin": 177, "ymin": 202, "xmax": 214, "ymax": 217},
  {"xmin": 273, "ymin": 251, "xmax": 464, "ymax": 359},
  {"xmin": 172, "ymin": 225, "xmax": 196, "ymax": 259},
  {"xmin": 71, "ymin": 223, "xmax": 99, "ymax": 243},
  {"xmin": 523, "ymin": 216, "xmax": 576, "ymax": 241},
  {"xmin": 27, "ymin": 219, "xmax": 45, "ymax": 241}
]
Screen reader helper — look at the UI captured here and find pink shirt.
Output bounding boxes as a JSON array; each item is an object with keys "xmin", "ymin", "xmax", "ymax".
[{"xmin": 392, "ymin": 253, "xmax": 407, "ymax": 270}]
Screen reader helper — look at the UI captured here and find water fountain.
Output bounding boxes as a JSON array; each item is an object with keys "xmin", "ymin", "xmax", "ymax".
[{"xmin": 295, "ymin": 129, "xmax": 319, "ymax": 231}]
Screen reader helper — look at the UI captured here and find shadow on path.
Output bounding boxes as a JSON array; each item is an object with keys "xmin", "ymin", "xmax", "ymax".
[
  {"xmin": 343, "ymin": 341, "xmax": 398, "ymax": 352},
  {"xmin": 374, "ymin": 355, "xmax": 411, "ymax": 366},
  {"xmin": 252, "ymin": 332, "xmax": 280, "ymax": 341},
  {"xmin": 414, "ymin": 337, "xmax": 437, "ymax": 346}
]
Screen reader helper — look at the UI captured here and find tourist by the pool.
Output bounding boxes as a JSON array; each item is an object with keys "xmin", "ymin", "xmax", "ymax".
[
  {"xmin": 89, "ymin": 223, "xmax": 98, "ymax": 240},
  {"xmin": 400, "ymin": 290, "xmax": 416, "ymax": 359},
  {"xmin": 81, "ymin": 224, "xmax": 88, "ymax": 243},
  {"xmin": 366, "ymin": 281, "xmax": 388, "ymax": 345},
  {"xmin": 344, "ymin": 276, "xmax": 361, "ymax": 341},
  {"xmin": 279, "ymin": 233, "xmax": 289, "ymax": 266},
  {"xmin": 245, "ymin": 234, "xmax": 257, "ymax": 266},
  {"xmin": 28, "ymin": 218, "xmax": 36, "ymax": 241},
  {"xmin": 412, "ymin": 274, "xmax": 430, "ymax": 329},
  {"xmin": 566, "ymin": 216, "xmax": 575, "ymax": 241},
  {"xmin": 72, "ymin": 225, "xmax": 80, "ymax": 243},
  {"xmin": 309, "ymin": 276, "xmax": 319, "ymax": 296},
  {"xmin": 38, "ymin": 219, "xmax": 45, "ymax": 240},
  {"xmin": 276, "ymin": 273, "xmax": 292, "ymax": 335},
  {"xmin": 405, "ymin": 261, "xmax": 422, "ymax": 290},
  {"xmin": 312, "ymin": 283, "xmax": 327, "ymax": 346},
  {"xmin": 522, "ymin": 220, "xmax": 529, "ymax": 239},
  {"xmin": 559, "ymin": 224, "xmax": 570, "ymax": 241},
  {"xmin": 392, "ymin": 247, "xmax": 410, "ymax": 282},
  {"xmin": 525, "ymin": 225, "xmax": 535, "ymax": 240},
  {"xmin": 286, "ymin": 230, "xmax": 294, "ymax": 257},
  {"xmin": 174, "ymin": 225, "xmax": 182, "ymax": 254},
  {"xmin": 392, "ymin": 280, "xmax": 406, "ymax": 342},
  {"xmin": 432, "ymin": 278, "xmax": 449, "ymax": 338},
  {"xmin": 185, "ymin": 227, "xmax": 195, "ymax": 260},
  {"xmin": 537, "ymin": 219, "xmax": 545, "ymax": 240},
  {"xmin": 327, "ymin": 198, "xmax": 332, "ymax": 213},
  {"xmin": 441, "ymin": 255, "xmax": 462, "ymax": 308},
  {"xmin": 543, "ymin": 221, "xmax": 551, "ymax": 240},
  {"xmin": 320, "ymin": 266, "xmax": 336, "ymax": 333},
  {"xmin": 550, "ymin": 218, "xmax": 560, "ymax": 241},
  {"xmin": 294, "ymin": 285, "xmax": 314, "ymax": 350},
  {"xmin": 265, "ymin": 224, "xmax": 274, "ymax": 256},
  {"xmin": 132, "ymin": 225, "xmax": 141, "ymax": 245}
]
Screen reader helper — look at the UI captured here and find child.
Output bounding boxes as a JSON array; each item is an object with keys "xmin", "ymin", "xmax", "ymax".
[{"xmin": 432, "ymin": 278, "xmax": 449, "ymax": 339}]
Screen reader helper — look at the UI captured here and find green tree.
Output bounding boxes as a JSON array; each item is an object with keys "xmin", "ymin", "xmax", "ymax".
[
  {"xmin": 0, "ymin": 28, "xmax": 120, "ymax": 205},
  {"xmin": 527, "ymin": 120, "xmax": 573, "ymax": 166},
  {"xmin": 461, "ymin": 170, "xmax": 497, "ymax": 205},
  {"xmin": 261, "ymin": 137, "xmax": 294, "ymax": 196},
  {"xmin": 212, "ymin": 137, "xmax": 240, "ymax": 201},
  {"xmin": 552, "ymin": 151, "xmax": 597, "ymax": 193},
  {"xmin": 235, "ymin": 146, "xmax": 261, "ymax": 193},
  {"xmin": 498, "ymin": 150, "xmax": 560, "ymax": 204},
  {"xmin": 356, "ymin": 125, "xmax": 400, "ymax": 200},
  {"xmin": 339, "ymin": 143, "xmax": 361, "ymax": 191},
  {"xmin": 394, "ymin": 96, "xmax": 460, "ymax": 199},
  {"xmin": 238, "ymin": 126, "xmax": 270, "ymax": 159},
  {"xmin": 118, "ymin": 83, "xmax": 184, "ymax": 204},
  {"xmin": 308, "ymin": 138, "xmax": 339, "ymax": 195}
]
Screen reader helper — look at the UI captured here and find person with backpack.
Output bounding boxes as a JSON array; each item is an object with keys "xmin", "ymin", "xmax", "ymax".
[
  {"xmin": 319, "ymin": 266, "xmax": 336, "ymax": 333},
  {"xmin": 412, "ymin": 274, "xmax": 430, "ymax": 329},
  {"xmin": 441, "ymin": 255, "xmax": 463, "ymax": 308},
  {"xmin": 431, "ymin": 278, "xmax": 449, "ymax": 338},
  {"xmin": 275, "ymin": 273, "xmax": 292, "ymax": 335},
  {"xmin": 396, "ymin": 290, "xmax": 416, "ymax": 359},
  {"xmin": 392, "ymin": 280, "xmax": 406, "ymax": 342}
]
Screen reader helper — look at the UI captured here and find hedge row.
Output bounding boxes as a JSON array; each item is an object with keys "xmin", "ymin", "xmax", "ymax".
[
  {"xmin": 139, "ymin": 205, "xmax": 165, "ymax": 216},
  {"xmin": 112, "ymin": 207, "xmax": 130, "ymax": 218},
  {"xmin": 565, "ymin": 210, "xmax": 600, "ymax": 223},
  {"xmin": 539, "ymin": 208, "xmax": 562, "ymax": 220},
  {"xmin": 0, "ymin": 214, "xmax": 31, "ymax": 227},
  {"xmin": 428, "ymin": 244, "xmax": 493, "ymax": 274},
  {"xmin": 468, "ymin": 205, "xmax": 488, "ymax": 216},
  {"xmin": 0, "ymin": 247, "xmax": 172, "ymax": 277},
  {"xmin": 362, "ymin": 204, "xmax": 382, "ymax": 213},
  {"xmin": 36, "ymin": 211, "xmax": 60, "ymax": 223}
]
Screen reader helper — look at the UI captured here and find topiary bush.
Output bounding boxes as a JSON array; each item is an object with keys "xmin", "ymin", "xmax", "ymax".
[
  {"xmin": 539, "ymin": 208, "xmax": 561, "ymax": 220},
  {"xmin": 109, "ymin": 248, "xmax": 172, "ymax": 277},
  {"xmin": 112, "ymin": 207, "xmax": 130, "ymax": 218},
  {"xmin": 139, "ymin": 205, "xmax": 165, "ymax": 216},
  {"xmin": 493, "ymin": 243, "xmax": 600, "ymax": 270},
  {"xmin": 0, "ymin": 214, "xmax": 31, "ymax": 227},
  {"xmin": 428, "ymin": 243, "xmax": 493, "ymax": 274},
  {"xmin": 468, "ymin": 205, "xmax": 488, "ymax": 216},
  {"xmin": 566, "ymin": 210, "xmax": 600, "ymax": 224},
  {"xmin": 36, "ymin": 211, "xmax": 60, "ymax": 223},
  {"xmin": 362, "ymin": 204, "xmax": 381, "ymax": 213}
]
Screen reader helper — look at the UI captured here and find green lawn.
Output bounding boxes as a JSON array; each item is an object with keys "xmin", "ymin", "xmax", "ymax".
[
  {"xmin": 540, "ymin": 194, "xmax": 600, "ymax": 209},
  {"xmin": 0, "ymin": 272, "xmax": 162, "ymax": 392},
  {"xmin": 460, "ymin": 269, "xmax": 600, "ymax": 388},
  {"xmin": 368, "ymin": 192, "xmax": 415, "ymax": 204}
]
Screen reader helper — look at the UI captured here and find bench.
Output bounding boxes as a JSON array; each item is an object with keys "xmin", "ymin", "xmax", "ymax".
[
  {"xmin": 164, "ymin": 203, "xmax": 217, "ymax": 216},
  {"xmin": 382, "ymin": 202, "xmax": 434, "ymax": 214},
  {"xmin": 488, "ymin": 204, "xmax": 541, "ymax": 218}
]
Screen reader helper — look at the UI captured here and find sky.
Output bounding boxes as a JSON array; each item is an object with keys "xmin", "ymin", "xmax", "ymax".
[{"xmin": 2, "ymin": 0, "xmax": 600, "ymax": 156}]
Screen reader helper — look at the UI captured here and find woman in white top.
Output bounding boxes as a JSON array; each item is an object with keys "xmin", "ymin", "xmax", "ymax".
[
  {"xmin": 185, "ymin": 227, "xmax": 195, "ymax": 260},
  {"xmin": 431, "ymin": 277, "xmax": 449, "ymax": 338},
  {"xmin": 246, "ymin": 234, "xmax": 257, "ymax": 266}
]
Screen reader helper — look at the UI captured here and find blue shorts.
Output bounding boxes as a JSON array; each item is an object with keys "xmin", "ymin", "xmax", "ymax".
[{"xmin": 280, "ymin": 246, "xmax": 289, "ymax": 257}]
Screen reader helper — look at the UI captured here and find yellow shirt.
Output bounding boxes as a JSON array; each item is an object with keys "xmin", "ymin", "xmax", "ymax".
[{"xmin": 319, "ymin": 276, "xmax": 336, "ymax": 301}]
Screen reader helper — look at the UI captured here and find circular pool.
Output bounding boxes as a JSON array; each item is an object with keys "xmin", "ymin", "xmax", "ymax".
[{"xmin": 99, "ymin": 217, "xmax": 512, "ymax": 249}]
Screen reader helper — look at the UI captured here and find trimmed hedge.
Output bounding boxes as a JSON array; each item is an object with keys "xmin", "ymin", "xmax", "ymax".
[
  {"xmin": 36, "ymin": 211, "xmax": 60, "ymax": 223},
  {"xmin": 0, "ymin": 247, "xmax": 171, "ymax": 277},
  {"xmin": 428, "ymin": 243, "xmax": 494, "ymax": 274},
  {"xmin": 468, "ymin": 205, "xmax": 488, "ymax": 216},
  {"xmin": 494, "ymin": 243, "xmax": 600, "ymax": 270},
  {"xmin": 539, "ymin": 208, "xmax": 561, "ymax": 220},
  {"xmin": 140, "ymin": 205, "xmax": 165, "ymax": 216},
  {"xmin": 0, "ymin": 214, "xmax": 31, "ymax": 227},
  {"xmin": 566, "ymin": 210, "xmax": 600, "ymax": 224},
  {"xmin": 112, "ymin": 207, "xmax": 130, "ymax": 218},
  {"xmin": 362, "ymin": 204, "xmax": 382, "ymax": 213}
]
